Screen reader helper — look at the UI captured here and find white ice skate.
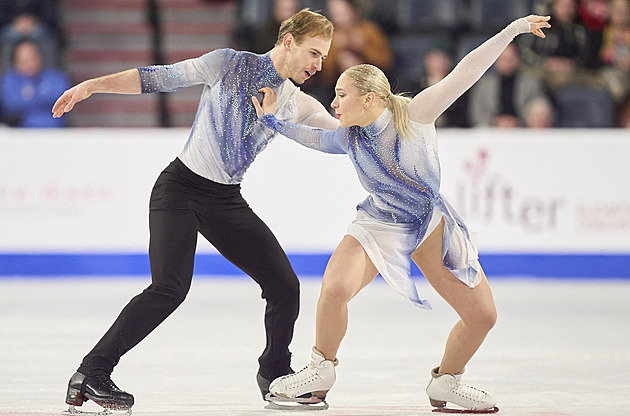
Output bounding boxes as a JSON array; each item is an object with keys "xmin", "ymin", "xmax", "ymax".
[
  {"xmin": 426, "ymin": 367, "xmax": 498, "ymax": 414},
  {"xmin": 264, "ymin": 347, "xmax": 338, "ymax": 411}
]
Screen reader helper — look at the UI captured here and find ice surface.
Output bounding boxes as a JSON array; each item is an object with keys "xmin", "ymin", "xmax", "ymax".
[{"xmin": 1, "ymin": 276, "xmax": 629, "ymax": 416}]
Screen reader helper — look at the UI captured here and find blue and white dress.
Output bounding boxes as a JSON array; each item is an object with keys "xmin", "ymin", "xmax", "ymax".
[{"xmin": 258, "ymin": 19, "xmax": 531, "ymax": 309}]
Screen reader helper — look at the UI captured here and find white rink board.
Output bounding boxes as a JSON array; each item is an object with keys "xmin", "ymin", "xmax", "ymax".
[
  {"xmin": 436, "ymin": 129, "xmax": 630, "ymax": 253},
  {"xmin": 0, "ymin": 127, "xmax": 628, "ymax": 254}
]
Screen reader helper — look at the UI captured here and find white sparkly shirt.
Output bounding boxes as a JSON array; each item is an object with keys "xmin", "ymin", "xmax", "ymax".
[{"xmin": 138, "ymin": 49, "xmax": 338, "ymax": 184}]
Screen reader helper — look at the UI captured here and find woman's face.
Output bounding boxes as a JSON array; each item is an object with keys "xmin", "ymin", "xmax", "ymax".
[
  {"xmin": 331, "ymin": 73, "xmax": 368, "ymax": 127},
  {"xmin": 327, "ymin": 0, "xmax": 358, "ymax": 28},
  {"xmin": 553, "ymin": 0, "xmax": 576, "ymax": 24},
  {"xmin": 15, "ymin": 42, "xmax": 42, "ymax": 77}
]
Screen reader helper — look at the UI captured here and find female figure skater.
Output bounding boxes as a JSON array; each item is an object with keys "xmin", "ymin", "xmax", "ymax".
[{"xmin": 252, "ymin": 15, "xmax": 550, "ymax": 413}]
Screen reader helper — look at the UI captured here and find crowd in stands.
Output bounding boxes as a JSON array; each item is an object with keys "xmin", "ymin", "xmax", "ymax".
[
  {"xmin": 235, "ymin": 0, "xmax": 630, "ymax": 128},
  {"xmin": 0, "ymin": 0, "xmax": 69, "ymax": 128},
  {"xmin": 1, "ymin": 0, "xmax": 629, "ymax": 128}
]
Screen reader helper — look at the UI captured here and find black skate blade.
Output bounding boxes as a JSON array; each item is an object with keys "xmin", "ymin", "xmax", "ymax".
[
  {"xmin": 63, "ymin": 405, "xmax": 132, "ymax": 416},
  {"xmin": 432, "ymin": 406, "xmax": 499, "ymax": 414},
  {"xmin": 264, "ymin": 393, "xmax": 328, "ymax": 411}
]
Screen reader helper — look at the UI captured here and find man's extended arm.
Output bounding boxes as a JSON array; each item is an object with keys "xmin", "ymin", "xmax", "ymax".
[{"xmin": 52, "ymin": 69, "xmax": 141, "ymax": 118}]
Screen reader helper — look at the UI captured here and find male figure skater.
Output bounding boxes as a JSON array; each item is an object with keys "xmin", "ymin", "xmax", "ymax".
[{"xmin": 51, "ymin": 9, "xmax": 338, "ymax": 413}]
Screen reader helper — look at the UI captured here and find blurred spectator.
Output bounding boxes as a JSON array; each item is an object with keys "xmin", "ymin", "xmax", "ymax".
[
  {"xmin": 578, "ymin": 0, "xmax": 610, "ymax": 60},
  {"xmin": 619, "ymin": 95, "xmax": 630, "ymax": 127},
  {"xmin": 233, "ymin": 0, "xmax": 300, "ymax": 54},
  {"xmin": 0, "ymin": 0, "xmax": 61, "ymax": 73},
  {"xmin": 599, "ymin": 0, "xmax": 630, "ymax": 109},
  {"xmin": 469, "ymin": 44, "xmax": 554, "ymax": 128},
  {"xmin": 523, "ymin": 96, "xmax": 556, "ymax": 128},
  {"xmin": 0, "ymin": 38, "xmax": 70, "ymax": 127},
  {"xmin": 521, "ymin": 0, "xmax": 599, "ymax": 88},
  {"xmin": 420, "ymin": 48, "xmax": 470, "ymax": 127},
  {"xmin": 578, "ymin": 0, "xmax": 609, "ymax": 31},
  {"xmin": 0, "ymin": 0, "xmax": 59, "ymax": 30},
  {"xmin": 313, "ymin": 0, "xmax": 393, "ymax": 105}
]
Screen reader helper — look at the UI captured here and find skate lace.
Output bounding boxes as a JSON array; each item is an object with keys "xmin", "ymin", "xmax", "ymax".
[
  {"xmin": 279, "ymin": 363, "xmax": 321, "ymax": 390},
  {"xmin": 95, "ymin": 375, "xmax": 123, "ymax": 393},
  {"xmin": 451, "ymin": 380, "xmax": 488, "ymax": 403}
]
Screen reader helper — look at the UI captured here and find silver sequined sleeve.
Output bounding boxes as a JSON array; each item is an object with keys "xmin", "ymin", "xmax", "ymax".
[
  {"xmin": 259, "ymin": 114, "xmax": 347, "ymax": 154},
  {"xmin": 137, "ymin": 49, "xmax": 228, "ymax": 93}
]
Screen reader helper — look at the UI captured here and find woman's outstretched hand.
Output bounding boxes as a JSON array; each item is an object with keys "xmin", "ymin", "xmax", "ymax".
[
  {"xmin": 525, "ymin": 15, "xmax": 551, "ymax": 38},
  {"xmin": 252, "ymin": 87, "xmax": 278, "ymax": 117}
]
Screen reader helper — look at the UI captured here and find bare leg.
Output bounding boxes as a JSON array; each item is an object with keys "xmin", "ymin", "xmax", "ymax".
[
  {"xmin": 315, "ymin": 235, "xmax": 379, "ymax": 361},
  {"xmin": 412, "ymin": 220, "xmax": 497, "ymax": 374},
  {"xmin": 267, "ymin": 236, "xmax": 380, "ymax": 400}
]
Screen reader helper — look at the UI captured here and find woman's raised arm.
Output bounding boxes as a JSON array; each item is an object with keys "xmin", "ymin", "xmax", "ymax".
[{"xmin": 407, "ymin": 15, "xmax": 550, "ymax": 125}]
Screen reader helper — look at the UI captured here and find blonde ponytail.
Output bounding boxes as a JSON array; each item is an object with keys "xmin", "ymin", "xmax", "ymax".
[
  {"xmin": 344, "ymin": 64, "xmax": 413, "ymax": 139},
  {"xmin": 387, "ymin": 94, "xmax": 412, "ymax": 139}
]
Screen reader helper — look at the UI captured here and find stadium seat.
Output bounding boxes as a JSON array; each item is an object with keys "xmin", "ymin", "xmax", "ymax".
[
  {"xmin": 395, "ymin": 0, "xmax": 464, "ymax": 33},
  {"xmin": 455, "ymin": 34, "xmax": 490, "ymax": 60},
  {"xmin": 554, "ymin": 85, "xmax": 615, "ymax": 128},
  {"xmin": 390, "ymin": 33, "xmax": 452, "ymax": 94},
  {"xmin": 468, "ymin": 0, "xmax": 533, "ymax": 33},
  {"xmin": 238, "ymin": 0, "xmax": 274, "ymax": 28},
  {"xmin": 369, "ymin": 0, "xmax": 403, "ymax": 34}
]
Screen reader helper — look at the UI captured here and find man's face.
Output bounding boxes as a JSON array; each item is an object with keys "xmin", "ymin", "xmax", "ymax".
[{"xmin": 284, "ymin": 35, "xmax": 331, "ymax": 84}]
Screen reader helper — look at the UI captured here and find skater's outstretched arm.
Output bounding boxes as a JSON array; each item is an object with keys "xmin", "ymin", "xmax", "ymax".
[
  {"xmin": 253, "ymin": 87, "xmax": 347, "ymax": 154},
  {"xmin": 407, "ymin": 15, "xmax": 550, "ymax": 125},
  {"xmin": 52, "ymin": 49, "xmax": 228, "ymax": 118},
  {"xmin": 52, "ymin": 69, "xmax": 141, "ymax": 118}
]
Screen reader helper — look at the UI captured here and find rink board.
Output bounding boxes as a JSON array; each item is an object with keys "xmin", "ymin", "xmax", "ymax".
[{"xmin": 1, "ymin": 128, "xmax": 629, "ymax": 278}]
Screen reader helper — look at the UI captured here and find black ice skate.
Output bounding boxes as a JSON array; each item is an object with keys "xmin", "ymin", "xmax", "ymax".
[
  {"xmin": 257, "ymin": 372, "xmax": 273, "ymax": 399},
  {"xmin": 63, "ymin": 372, "xmax": 134, "ymax": 415},
  {"xmin": 257, "ymin": 369, "xmax": 296, "ymax": 402}
]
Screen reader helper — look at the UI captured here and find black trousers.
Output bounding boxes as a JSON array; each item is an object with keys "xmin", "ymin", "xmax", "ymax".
[{"xmin": 78, "ymin": 158, "xmax": 299, "ymax": 381}]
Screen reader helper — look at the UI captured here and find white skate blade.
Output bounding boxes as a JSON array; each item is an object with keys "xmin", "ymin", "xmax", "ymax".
[
  {"xmin": 432, "ymin": 406, "xmax": 499, "ymax": 414},
  {"xmin": 63, "ymin": 405, "xmax": 132, "ymax": 416},
  {"xmin": 264, "ymin": 393, "xmax": 329, "ymax": 411}
]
